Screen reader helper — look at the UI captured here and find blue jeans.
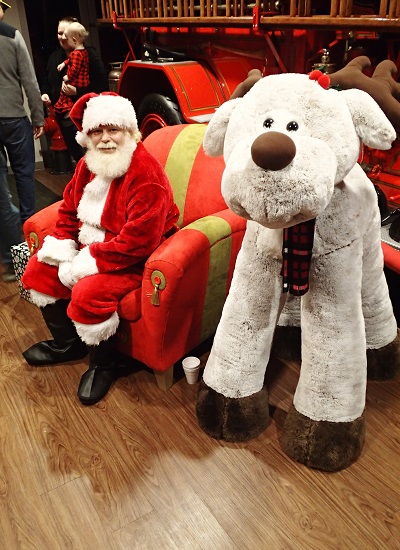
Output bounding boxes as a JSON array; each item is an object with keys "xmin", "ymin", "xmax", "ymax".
[
  {"xmin": 0, "ymin": 117, "xmax": 35, "ymax": 224},
  {"xmin": 0, "ymin": 146, "xmax": 21, "ymax": 269}
]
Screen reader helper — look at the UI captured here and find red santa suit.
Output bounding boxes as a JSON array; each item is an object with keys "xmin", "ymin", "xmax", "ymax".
[{"xmin": 22, "ymin": 140, "xmax": 179, "ymax": 345}]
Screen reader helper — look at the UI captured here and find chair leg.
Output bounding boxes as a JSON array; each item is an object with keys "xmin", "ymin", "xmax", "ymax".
[{"xmin": 154, "ymin": 365, "xmax": 174, "ymax": 391}]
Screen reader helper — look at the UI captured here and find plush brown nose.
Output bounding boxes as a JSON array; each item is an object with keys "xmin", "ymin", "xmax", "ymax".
[{"xmin": 251, "ymin": 131, "xmax": 296, "ymax": 171}]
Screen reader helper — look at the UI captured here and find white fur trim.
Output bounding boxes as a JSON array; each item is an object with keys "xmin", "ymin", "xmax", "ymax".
[
  {"xmin": 71, "ymin": 246, "xmax": 98, "ymax": 281},
  {"xmin": 37, "ymin": 236, "xmax": 78, "ymax": 266},
  {"xmin": 77, "ymin": 175, "xmax": 111, "ymax": 228},
  {"xmin": 76, "ymin": 131, "xmax": 86, "ymax": 147},
  {"xmin": 78, "ymin": 95, "xmax": 137, "ymax": 146},
  {"xmin": 79, "ymin": 224, "xmax": 106, "ymax": 245},
  {"xmin": 73, "ymin": 311, "xmax": 119, "ymax": 345},
  {"xmin": 30, "ymin": 289, "xmax": 58, "ymax": 308}
]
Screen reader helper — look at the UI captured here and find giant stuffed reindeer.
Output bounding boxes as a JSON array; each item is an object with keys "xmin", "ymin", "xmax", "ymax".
[
  {"xmin": 196, "ymin": 62, "xmax": 400, "ymax": 472},
  {"xmin": 274, "ymin": 57, "xmax": 400, "ymax": 364}
]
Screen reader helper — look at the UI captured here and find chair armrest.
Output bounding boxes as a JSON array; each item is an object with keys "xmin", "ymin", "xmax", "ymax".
[
  {"xmin": 144, "ymin": 208, "xmax": 245, "ymax": 294},
  {"xmin": 23, "ymin": 201, "xmax": 62, "ymax": 254},
  {"xmin": 382, "ymin": 241, "xmax": 400, "ymax": 275},
  {"xmin": 138, "ymin": 208, "xmax": 246, "ymax": 347}
]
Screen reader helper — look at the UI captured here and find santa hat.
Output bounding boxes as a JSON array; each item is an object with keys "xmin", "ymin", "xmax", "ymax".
[{"xmin": 70, "ymin": 92, "xmax": 138, "ymax": 147}]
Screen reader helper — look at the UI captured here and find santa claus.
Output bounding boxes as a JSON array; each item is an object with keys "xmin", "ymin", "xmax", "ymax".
[{"xmin": 22, "ymin": 92, "xmax": 179, "ymax": 405}]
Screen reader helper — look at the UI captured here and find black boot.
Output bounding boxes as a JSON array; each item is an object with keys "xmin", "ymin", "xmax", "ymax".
[
  {"xmin": 77, "ymin": 336, "xmax": 119, "ymax": 406},
  {"xmin": 23, "ymin": 300, "xmax": 88, "ymax": 366}
]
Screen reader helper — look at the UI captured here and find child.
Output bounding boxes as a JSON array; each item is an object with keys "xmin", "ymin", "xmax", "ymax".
[{"xmin": 53, "ymin": 22, "xmax": 90, "ymax": 118}]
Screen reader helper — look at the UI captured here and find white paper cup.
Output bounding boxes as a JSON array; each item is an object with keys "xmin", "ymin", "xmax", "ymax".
[{"xmin": 182, "ymin": 356, "xmax": 201, "ymax": 384}]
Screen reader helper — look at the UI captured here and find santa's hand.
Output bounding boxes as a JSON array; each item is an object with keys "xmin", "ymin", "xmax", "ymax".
[
  {"xmin": 71, "ymin": 246, "xmax": 99, "ymax": 281},
  {"xmin": 58, "ymin": 261, "xmax": 76, "ymax": 289}
]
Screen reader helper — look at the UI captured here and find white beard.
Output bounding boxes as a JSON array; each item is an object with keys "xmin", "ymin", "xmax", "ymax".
[{"xmin": 85, "ymin": 137, "xmax": 137, "ymax": 180}]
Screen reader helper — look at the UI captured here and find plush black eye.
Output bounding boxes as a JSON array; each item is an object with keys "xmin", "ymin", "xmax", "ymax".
[
  {"xmin": 263, "ymin": 118, "xmax": 274, "ymax": 129},
  {"xmin": 287, "ymin": 121, "xmax": 299, "ymax": 131}
]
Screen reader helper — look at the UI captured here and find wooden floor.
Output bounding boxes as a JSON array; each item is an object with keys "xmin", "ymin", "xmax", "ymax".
[
  {"xmin": 34, "ymin": 167, "xmax": 71, "ymax": 197},
  {"xmin": 1, "ymin": 168, "xmax": 400, "ymax": 548},
  {"xmin": 1, "ymin": 281, "xmax": 400, "ymax": 549}
]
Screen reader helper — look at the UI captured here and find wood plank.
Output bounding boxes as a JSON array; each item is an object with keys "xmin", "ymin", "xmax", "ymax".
[
  {"xmin": 97, "ymin": 15, "xmax": 400, "ymax": 32},
  {"xmin": 122, "ymin": 492, "xmax": 238, "ymax": 549},
  {"xmin": 380, "ymin": 0, "xmax": 389, "ymax": 16},
  {"xmin": 330, "ymin": 0, "xmax": 339, "ymax": 16}
]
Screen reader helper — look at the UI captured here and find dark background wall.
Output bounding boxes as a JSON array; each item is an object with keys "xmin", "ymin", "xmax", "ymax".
[
  {"xmin": 22, "ymin": 0, "xmax": 130, "ymax": 89},
  {"xmin": 23, "ymin": 0, "xmax": 81, "ymax": 86}
]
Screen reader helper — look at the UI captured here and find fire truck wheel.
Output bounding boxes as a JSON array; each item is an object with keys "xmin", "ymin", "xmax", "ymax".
[{"xmin": 137, "ymin": 93, "xmax": 185, "ymax": 139}]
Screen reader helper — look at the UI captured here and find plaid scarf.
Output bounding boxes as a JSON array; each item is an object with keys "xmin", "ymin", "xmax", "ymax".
[{"xmin": 280, "ymin": 219, "xmax": 316, "ymax": 296}]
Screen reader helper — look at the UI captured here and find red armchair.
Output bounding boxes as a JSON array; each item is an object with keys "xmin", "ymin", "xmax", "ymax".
[{"xmin": 24, "ymin": 124, "xmax": 247, "ymax": 390}]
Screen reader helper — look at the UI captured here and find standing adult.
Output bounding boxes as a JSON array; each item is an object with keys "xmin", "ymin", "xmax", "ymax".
[
  {"xmin": 41, "ymin": 16, "xmax": 109, "ymax": 162},
  {"xmin": 0, "ymin": 0, "xmax": 44, "ymax": 281}
]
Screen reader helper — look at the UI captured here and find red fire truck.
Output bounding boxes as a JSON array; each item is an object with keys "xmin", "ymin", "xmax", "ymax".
[{"xmin": 98, "ymin": 1, "xmax": 400, "ymax": 133}]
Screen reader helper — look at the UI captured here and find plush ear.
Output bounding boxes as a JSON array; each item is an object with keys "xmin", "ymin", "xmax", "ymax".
[
  {"xmin": 203, "ymin": 98, "xmax": 241, "ymax": 157},
  {"xmin": 341, "ymin": 88, "xmax": 396, "ymax": 150}
]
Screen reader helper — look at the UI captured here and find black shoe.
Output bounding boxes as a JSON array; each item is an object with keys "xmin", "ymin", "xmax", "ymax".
[
  {"xmin": 77, "ymin": 337, "xmax": 119, "ymax": 405},
  {"xmin": 23, "ymin": 339, "xmax": 88, "ymax": 366},
  {"xmin": 77, "ymin": 366, "xmax": 118, "ymax": 405},
  {"xmin": 23, "ymin": 300, "xmax": 88, "ymax": 365}
]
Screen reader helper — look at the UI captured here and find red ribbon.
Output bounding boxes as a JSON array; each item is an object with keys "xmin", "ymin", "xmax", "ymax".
[{"xmin": 308, "ymin": 70, "xmax": 330, "ymax": 90}]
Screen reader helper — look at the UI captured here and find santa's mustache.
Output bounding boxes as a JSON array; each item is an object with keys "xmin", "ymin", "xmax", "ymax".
[
  {"xmin": 85, "ymin": 135, "xmax": 137, "ymax": 179},
  {"xmin": 96, "ymin": 144, "xmax": 117, "ymax": 150}
]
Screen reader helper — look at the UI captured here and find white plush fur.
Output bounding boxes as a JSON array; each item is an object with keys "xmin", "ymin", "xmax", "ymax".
[
  {"xmin": 202, "ymin": 73, "xmax": 397, "ymax": 423},
  {"xmin": 38, "ymin": 235, "xmax": 77, "ymax": 266},
  {"xmin": 203, "ymin": 98, "xmax": 241, "ymax": 156},
  {"xmin": 341, "ymin": 89, "xmax": 395, "ymax": 148},
  {"xmin": 73, "ymin": 311, "xmax": 119, "ymax": 345}
]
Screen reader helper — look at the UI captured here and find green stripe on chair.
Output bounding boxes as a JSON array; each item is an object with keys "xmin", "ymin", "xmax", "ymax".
[
  {"xmin": 183, "ymin": 215, "xmax": 233, "ymax": 340},
  {"xmin": 202, "ymin": 236, "xmax": 232, "ymax": 340},
  {"xmin": 164, "ymin": 125, "xmax": 207, "ymax": 227},
  {"xmin": 184, "ymin": 215, "xmax": 232, "ymax": 245}
]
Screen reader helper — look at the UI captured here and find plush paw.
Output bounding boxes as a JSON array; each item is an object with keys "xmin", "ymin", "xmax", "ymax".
[
  {"xmin": 196, "ymin": 380, "xmax": 270, "ymax": 442},
  {"xmin": 280, "ymin": 405, "xmax": 365, "ymax": 472},
  {"xmin": 367, "ymin": 330, "xmax": 400, "ymax": 380},
  {"xmin": 271, "ymin": 325, "xmax": 302, "ymax": 361}
]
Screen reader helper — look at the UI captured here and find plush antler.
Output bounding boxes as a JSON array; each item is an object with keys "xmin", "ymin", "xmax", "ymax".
[
  {"xmin": 230, "ymin": 58, "xmax": 400, "ymax": 132},
  {"xmin": 329, "ymin": 56, "xmax": 400, "ymax": 131},
  {"xmin": 230, "ymin": 69, "xmax": 263, "ymax": 99}
]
